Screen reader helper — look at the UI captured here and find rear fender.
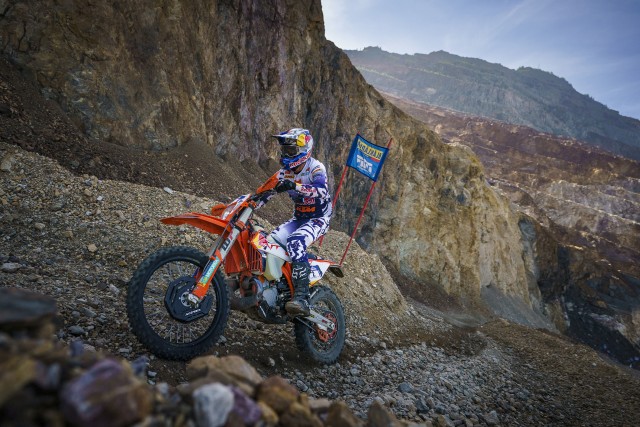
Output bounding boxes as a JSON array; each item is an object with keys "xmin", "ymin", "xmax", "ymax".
[
  {"xmin": 309, "ymin": 259, "xmax": 344, "ymax": 284},
  {"xmin": 328, "ymin": 264, "xmax": 344, "ymax": 278}
]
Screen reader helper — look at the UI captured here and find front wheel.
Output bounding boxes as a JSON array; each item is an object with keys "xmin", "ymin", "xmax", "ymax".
[
  {"xmin": 126, "ymin": 246, "xmax": 229, "ymax": 361},
  {"xmin": 294, "ymin": 285, "xmax": 346, "ymax": 364}
]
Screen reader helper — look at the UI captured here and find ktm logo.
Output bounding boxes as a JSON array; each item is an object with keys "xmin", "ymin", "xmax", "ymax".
[{"xmin": 295, "ymin": 206, "xmax": 316, "ymax": 213}]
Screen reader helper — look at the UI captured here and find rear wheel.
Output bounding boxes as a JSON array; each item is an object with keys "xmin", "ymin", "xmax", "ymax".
[
  {"xmin": 126, "ymin": 246, "xmax": 229, "ymax": 360},
  {"xmin": 294, "ymin": 285, "xmax": 345, "ymax": 364}
]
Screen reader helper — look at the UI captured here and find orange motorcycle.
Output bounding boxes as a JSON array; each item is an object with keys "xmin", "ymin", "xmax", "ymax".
[{"xmin": 126, "ymin": 173, "xmax": 345, "ymax": 363}]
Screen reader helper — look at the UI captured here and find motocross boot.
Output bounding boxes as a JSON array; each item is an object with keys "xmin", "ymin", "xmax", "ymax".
[{"xmin": 286, "ymin": 261, "xmax": 311, "ymax": 316}]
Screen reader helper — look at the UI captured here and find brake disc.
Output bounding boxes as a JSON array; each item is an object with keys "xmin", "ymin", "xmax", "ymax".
[{"xmin": 164, "ymin": 276, "xmax": 213, "ymax": 322}]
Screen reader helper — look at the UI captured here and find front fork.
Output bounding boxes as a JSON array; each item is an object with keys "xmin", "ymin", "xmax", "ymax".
[
  {"xmin": 186, "ymin": 251, "xmax": 223, "ymax": 306},
  {"xmin": 187, "ymin": 207, "xmax": 254, "ymax": 306}
]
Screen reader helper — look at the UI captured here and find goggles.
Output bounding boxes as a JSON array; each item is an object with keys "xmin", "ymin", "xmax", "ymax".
[{"xmin": 280, "ymin": 144, "xmax": 300, "ymax": 157}]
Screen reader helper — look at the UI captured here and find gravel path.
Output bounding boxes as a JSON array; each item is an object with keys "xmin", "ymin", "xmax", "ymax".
[{"xmin": 285, "ymin": 340, "xmax": 525, "ymax": 425}]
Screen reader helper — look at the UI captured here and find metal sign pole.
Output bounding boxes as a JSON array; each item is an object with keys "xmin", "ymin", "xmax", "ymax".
[{"xmin": 338, "ymin": 138, "xmax": 393, "ymax": 265}]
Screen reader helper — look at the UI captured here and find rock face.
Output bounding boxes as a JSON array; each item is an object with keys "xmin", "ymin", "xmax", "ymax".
[
  {"xmin": 0, "ymin": 1, "xmax": 543, "ymax": 314},
  {"xmin": 1, "ymin": 0, "xmax": 330, "ymax": 157},
  {"xmin": 381, "ymin": 94, "xmax": 640, "ymax": 365},
  {"xmin": 383, "ymin": 95, "xmax": 640, "ymax": 272}
]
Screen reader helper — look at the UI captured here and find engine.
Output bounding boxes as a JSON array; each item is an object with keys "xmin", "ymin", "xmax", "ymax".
[
  {"xmin": 250, "ymin": 276, "xmax": 277, "ymax": 307},
  {"xmin": 228, "ymin": 276, "xmax": 288, "ymax": 324}
]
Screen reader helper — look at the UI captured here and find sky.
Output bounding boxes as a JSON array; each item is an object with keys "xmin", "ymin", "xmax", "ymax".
[{"xmin": 322, "ymin": 0, "xmax": 640, "ymax": 120}]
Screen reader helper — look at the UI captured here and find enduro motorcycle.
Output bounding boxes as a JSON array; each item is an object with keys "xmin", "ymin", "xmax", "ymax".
[{"xmin": 126, "ymin": 173, "xmax": 346, "ymax": 364}]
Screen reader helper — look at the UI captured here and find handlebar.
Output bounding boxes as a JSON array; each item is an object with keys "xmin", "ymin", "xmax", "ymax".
[{"xmin": 249, "ymin": 190, "xmax": 276, "ymax": 203}]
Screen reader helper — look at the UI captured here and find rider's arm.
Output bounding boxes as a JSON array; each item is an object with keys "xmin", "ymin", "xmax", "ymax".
[
  {"xmin": 255, "ymin": 169, "xmax": 285, "ymax": 208},
  {"xmin": 295, "ymin": 164, "xmax": 329, "ymax": 198}
]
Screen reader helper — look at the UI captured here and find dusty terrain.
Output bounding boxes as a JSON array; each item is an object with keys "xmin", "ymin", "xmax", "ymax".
[
  {"xmin": 2, "ymin": 140, "xmax": 640, "ymax": 426},
  {"xmin": 2, "ymin": 55, "xmax": 640, "ymax": 426}
]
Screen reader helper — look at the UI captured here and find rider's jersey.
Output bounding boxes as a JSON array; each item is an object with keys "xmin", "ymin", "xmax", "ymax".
[
  {"xmin": 260, "ymin": 158, "xmax": 332, "ymax": 220},
  {"xmin": 281, "ymin": 157, "xmax": 332, "ymax": 219}
]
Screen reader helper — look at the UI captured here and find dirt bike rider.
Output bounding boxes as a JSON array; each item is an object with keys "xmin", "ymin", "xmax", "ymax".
[{"xmin": 258, "ymin": 128, "xmax": 332, "ymax": 316}]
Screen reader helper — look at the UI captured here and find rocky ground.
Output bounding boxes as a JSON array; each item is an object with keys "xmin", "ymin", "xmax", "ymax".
[{"xmin": 2, "ymin": 142, "xmax": 640, "ymax": 426}]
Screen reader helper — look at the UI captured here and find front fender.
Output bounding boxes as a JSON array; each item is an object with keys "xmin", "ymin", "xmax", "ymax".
[
  {"xmin": 161, "ymin": 212, "xmax": 250, "ymax": 275},
  {"xmin": 161, "ymin": 212, "xmax": 229, "ymax": 235}
]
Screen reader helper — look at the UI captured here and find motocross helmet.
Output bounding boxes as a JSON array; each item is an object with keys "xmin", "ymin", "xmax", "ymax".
[{"xmin": 272, "ymin": 128, "xmax": 314, "ymax": 170}]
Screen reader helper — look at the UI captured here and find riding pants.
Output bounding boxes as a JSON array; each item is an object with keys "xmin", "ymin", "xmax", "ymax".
[{"xmin": 269, "ymin": 216, "xmax": 330, "ymax": 263}]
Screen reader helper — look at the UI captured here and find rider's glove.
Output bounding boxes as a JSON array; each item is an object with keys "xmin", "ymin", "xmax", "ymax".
[{"xmin": 275, "ymin": 180, "xmax": 297, "ymax": 193}]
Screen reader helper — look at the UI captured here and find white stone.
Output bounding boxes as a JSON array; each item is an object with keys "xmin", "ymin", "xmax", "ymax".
[
  {"xmin": 0, "ymin": 154, "xmax": 14, "ymax": 172},
  {"xmin": 193, "ymin": 383, "xmax": 234, "ymax": 427},
  {"xmin": 1, "ymin": 262, "xmax": 21, "ymax": 273}
]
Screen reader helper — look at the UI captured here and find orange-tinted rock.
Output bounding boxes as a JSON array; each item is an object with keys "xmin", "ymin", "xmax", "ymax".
[
  {"xmin": 187, "ymin": 355, "xmax": 262, "ymax": 387},
  {"xmin": 0, "ymin": 356, "xmax": 37, "ymax": 406},
  {"xmin": 326, "ymin": 401, "xmax": 364, "ymax": 427},
  {"xmin": 280, "ymin": 401, "xmax": 323, "ymax": 427},
  {"xmin": 366, "ymin": 401, "xmax": 404, "ymax": 427},
  {"xmin": 256, "ymin": 376, "xmax": 300, "ymax": 414}
]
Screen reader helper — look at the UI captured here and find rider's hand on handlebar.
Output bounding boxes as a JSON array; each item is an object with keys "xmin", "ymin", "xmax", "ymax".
[
  {"xmin": 275, "ymin": 180, "xmax": 296, "ymax": 193},
  {"xmin": 250, "ymin": 190, "xmax": 275, "ymax": 203}
]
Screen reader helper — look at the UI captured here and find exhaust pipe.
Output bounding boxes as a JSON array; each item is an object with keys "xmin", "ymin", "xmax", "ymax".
[
  {"xmin": 229, "ymin": 294, "xmax": 259, "ymax": 311},
  {"xmin": 227, "ymin": 278, "xmax": 259, "ymax": 311}
]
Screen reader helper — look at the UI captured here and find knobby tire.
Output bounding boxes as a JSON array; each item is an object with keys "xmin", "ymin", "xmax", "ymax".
[
  {"xmin": 126, "ymin": 246, "xmax": 229, "ymax": 361},
  {"xmin": 294, "ymin": 285, "xmax": 346, "ymax": 364}
]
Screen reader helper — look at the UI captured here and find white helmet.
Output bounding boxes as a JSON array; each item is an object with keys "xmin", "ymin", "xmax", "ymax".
[{"xmin": 272, "ymin": 128, "xmax": 314, "ymax": 170}]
